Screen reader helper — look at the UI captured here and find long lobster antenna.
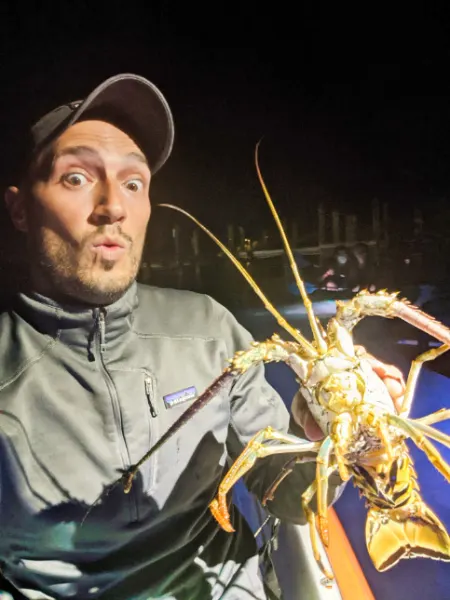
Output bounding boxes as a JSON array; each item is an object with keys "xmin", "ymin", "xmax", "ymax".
[
  {"xmin": 254, "ymin": 141, "xmax": 327, "ymax": 354},
  {"xmin": 158, "ymin": 203, "xmax": 317, "ymax": 357}
]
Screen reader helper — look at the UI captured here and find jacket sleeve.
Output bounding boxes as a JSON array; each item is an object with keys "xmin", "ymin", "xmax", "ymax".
[{"xmin": 210, "ymin": 297, "xmax": 345, "ymax": 525}]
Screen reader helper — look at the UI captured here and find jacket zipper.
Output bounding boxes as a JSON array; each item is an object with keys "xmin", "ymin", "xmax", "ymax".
[
  {"xmin": 95, "ymin": 308, "xmax": 138, "ymax": 521},
  {"xmin": 141, "ymin": 368, "xmax": 158, "ymax": 492},
  {"xmin": 144, "ymin": 376, "xmax": 157, "ymax": 417}
]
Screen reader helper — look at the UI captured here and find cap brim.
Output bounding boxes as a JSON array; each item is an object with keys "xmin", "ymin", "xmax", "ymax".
[{"xmin": 67, "ymin": 74, "xmax": 174, "ymax": 174}]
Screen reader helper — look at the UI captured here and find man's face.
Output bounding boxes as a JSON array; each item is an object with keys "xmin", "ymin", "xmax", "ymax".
[{"xmin": 8, "ymin": 119, "xmax": 152, "ymax": 305}]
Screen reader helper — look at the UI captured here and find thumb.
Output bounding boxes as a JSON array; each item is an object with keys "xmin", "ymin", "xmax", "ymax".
[{"xmin": 292, "ymin": 391, "xmax": 325, "ymax": 441}]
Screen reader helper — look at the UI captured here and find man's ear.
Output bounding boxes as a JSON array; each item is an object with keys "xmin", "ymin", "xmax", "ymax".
[{"xmin": 4, "ymin": 186, "xmax": 28, "ymax": 233}]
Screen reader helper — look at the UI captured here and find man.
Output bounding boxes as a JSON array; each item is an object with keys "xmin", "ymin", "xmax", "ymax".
[
  {"xmin": 350, "ymin": 243, "xmax": 376, "ymax": 293},
  {"xmin": 1, "ymin": 74, "xmax": 405, "ymax": 599},
  {"xmin": 318, "ymin": 246, "xmax": 357, "ymax": 292}
]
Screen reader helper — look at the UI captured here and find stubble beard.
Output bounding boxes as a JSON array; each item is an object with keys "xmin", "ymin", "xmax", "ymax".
[{"xmin": 29, "ymin": 227, "xmax": 144, "ymax": 306}]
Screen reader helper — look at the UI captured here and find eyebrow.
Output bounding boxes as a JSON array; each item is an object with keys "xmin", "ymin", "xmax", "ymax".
[{"xmin": 54, "ymin": 145, "xmax": 149, "ymax": 166}]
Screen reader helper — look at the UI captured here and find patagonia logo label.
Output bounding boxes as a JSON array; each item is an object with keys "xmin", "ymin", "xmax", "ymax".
[{"xmin": 163, "ymin": 386, "xmax": 197, "ymax": 408}]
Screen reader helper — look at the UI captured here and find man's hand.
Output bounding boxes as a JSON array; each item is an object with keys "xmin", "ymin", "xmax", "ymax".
[{"xmin": 291, "ymin": 346, "xmax": 406, "ymax": 441}]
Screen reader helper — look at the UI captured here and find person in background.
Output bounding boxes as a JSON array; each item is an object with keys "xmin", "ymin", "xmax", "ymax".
[
  {"xmin": 350, "ymin": 242, "xmax": 376, "ymax": 292},
  {"xmin": 318, "ymin": 245, "xmax": 357, "ymax": 291}
]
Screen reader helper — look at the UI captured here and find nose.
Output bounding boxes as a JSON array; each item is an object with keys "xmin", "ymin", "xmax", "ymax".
[{"xmin": 90, "ymin": 181, "xmax": 127, "ymax": 226}]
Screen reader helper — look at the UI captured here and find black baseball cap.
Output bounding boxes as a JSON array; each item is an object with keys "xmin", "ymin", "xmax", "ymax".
[{"xmin": 23, "ymin": 73, "xmax": 175, "ymax": 178}]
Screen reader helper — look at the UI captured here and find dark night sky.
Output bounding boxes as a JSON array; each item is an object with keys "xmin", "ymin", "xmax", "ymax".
[{"xmin": 1, "ymin": 3, "xmax": 450, "ymax": 238}]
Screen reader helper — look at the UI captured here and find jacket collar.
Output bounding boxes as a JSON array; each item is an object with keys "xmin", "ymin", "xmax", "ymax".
[{"xmin": 14, "ymin": 282, "xmax": 139, "ymax": 357}]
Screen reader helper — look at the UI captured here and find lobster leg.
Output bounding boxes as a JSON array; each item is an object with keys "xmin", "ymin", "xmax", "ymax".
[
  {"xmin": 263, "ymin": 461, "xmax": 338, "ymax": 581},
  {"xmin": 262, "ymin": 455, "xmax": 318, "ymax": 505},
  {"xmin": 209, "ymin": 427, "xmax": 321, "ymax": 532},
  {"xmin": 417, "ymin": 408, "xmax": 450, "ymax": 426},
  {"xmin": 387, "ymin": 415, "xmax": 450, "ymax": 482},
  {"xmin": 316, "ymin": 436, "xmax": 334, "ymax": 547},
  {"xmin": 404, "ymin": 417, "xmax": 450, "ymax": 449},
  {"xmin": 228, "ymin": 334, "xmax": 309, "ymax": 374},
  {"xmin": 336, "ymin": 291, "xmax": 450, "ymax": 348},
  {"xmin": 399, "ymin": 344, "xmax": 450, "ymax": 417},
  {"xmin": 301, "ymin": 472, "xmax": 337, "ymax": 582}
]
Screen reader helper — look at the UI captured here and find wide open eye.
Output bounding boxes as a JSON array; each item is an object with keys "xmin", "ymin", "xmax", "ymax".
[
  {"xmin": 124, "ymin": 178, "xmax": 145, "ymax": 192},
  {"xmin": 61, "ymin": 172, "xmax": 89, "ymax": 188}
]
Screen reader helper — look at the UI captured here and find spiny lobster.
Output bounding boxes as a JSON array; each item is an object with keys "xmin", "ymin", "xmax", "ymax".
[{"xmin": 121, "ymin": 143, "xmax": 450, "ymax": 580}]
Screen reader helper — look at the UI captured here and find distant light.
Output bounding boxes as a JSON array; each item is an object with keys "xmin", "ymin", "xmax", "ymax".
[{"xmin": 396, "ymin": 339, "xmax": 442, "ymax": 348}]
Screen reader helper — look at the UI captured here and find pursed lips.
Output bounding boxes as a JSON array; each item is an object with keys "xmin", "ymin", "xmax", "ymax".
[{"xmin": 91, "ymin": 236, "xmax": 128, "ymax": 260}]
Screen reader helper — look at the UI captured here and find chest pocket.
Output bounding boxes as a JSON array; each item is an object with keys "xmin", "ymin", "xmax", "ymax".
[
  {"xmin": 110, "ymin": 334, "xmax": 232, "ymax": 508},
  {"xmin": 104, "ymin": 366, "xmax": 155, "ymax": 492},
  {"xmin": 150, "ymin": 370, "xmax": 231, "ymax": 508}
]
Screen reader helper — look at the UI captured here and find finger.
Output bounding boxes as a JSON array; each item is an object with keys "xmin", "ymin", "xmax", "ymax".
[
  {"xmin": 303, "ymin": 411, "xmax": 325, "ymax": 441},
  {"xmin": 349, "ymin": 344, "xmax": 405, "ymax": 384},
  {"xmin": 363, "ymin": 354, "xmax": 406, "ymax": 386},
  {"xmin": 382, "ymin": 376, "xmax": 405, "ymax": 401},
  {"xmin": 362, "ymin": 356, "xmax": 406, "ymax": 413},
  {"xmin": 362, "ymin": 353, "xmax": 386, "ymax": 373},
  {"xmin": 354, "ymin": 345, "xmax": 367, "ymax": 356},
  {"xmin": 356, "ymin": 351, "xmax": 406, "ymax": 413},
  {"xmin": 377, "ymin": 362, "xmax": 405, "ymax": 384},
  {"xmin": 291, "ymin": 392, "xmax": 325, "ymax": 441},
  {"xmin": 381, "ymin": 376, "xmax": 405, "ymax": 414},
  {"xmin": 291, "ymin": 392, "xmax": 324, "ymax": 442},
  {"xmin": 291, "ymin": 391, "xmax": 308, "ymax": 428}
]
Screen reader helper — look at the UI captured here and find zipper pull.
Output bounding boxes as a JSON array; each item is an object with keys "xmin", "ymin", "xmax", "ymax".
[
  {"xmin": 98, "ymin": 309, "xmax": 106, "ymax": 354},
  {"xmin": 145, "ymin": 376, "xmax": 157, "ymax": 417}
]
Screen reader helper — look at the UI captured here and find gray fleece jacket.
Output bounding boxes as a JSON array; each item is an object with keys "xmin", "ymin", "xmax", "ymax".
[{"xmin": 0, "ymin": 282, "xmax": 342, "ymax": 599}]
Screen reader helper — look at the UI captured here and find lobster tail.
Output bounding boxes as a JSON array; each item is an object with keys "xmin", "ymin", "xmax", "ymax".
[{"xmin": 366, "ymin": 499, "xmax": 450, "ymax": 571}]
